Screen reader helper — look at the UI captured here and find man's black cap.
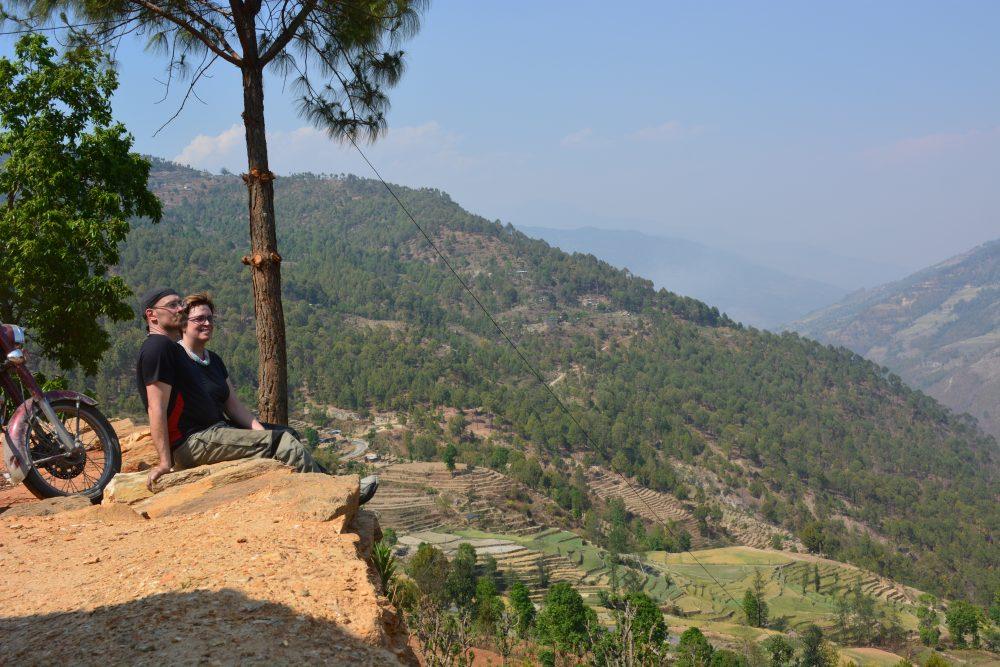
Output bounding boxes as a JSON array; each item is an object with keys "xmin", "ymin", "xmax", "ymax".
[{"xmin": 139, "ymin": 287, "xmax": 180, "ymax": 316}]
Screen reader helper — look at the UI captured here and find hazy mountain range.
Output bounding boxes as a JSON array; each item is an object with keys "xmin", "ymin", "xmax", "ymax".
[
  {"xmin": 794, "ymin": 239, "xmax": 1000, "ymax": 439},
  {"xmin": 517, "ymin": 225, "xmax": 847, "ymax": 329}
]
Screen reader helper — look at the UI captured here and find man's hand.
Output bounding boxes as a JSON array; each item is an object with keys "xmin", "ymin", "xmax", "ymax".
[{"xmin": 146, "ymin": 461, "xmax": 172, "ymax": 491}]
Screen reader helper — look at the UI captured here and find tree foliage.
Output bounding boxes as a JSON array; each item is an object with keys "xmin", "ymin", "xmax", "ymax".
[
  {"xmin": 742, "ymin": 570, "xmax": 769, "ymax": 628},
  {"xmin": 5, "ymin": 0, "xmax": 425, "ymax": 422},
  {"xmin": 445, "ymin": 542, "xmax": 477, "ymax": 607},
  {"xmin": 0, "ymin": 34, "xmax": 160, "ymax": 373},
  {"xmin": 405, "ymin": 543, "xmax": 450, "ymax": 606},
  {"xmin": 676, "ymin": 626, "xmax": 714, "ymax": 667},
  {"xmin": 945, "ymin": 600, "xmax": 981, "ymax": 648},
  {"xmin": 509, "ymin": 581, "xmax": 535, "ymax": 638},
  {"xmin": 533, "ymin": 582, "xmax": 597, "ymax": 657},
  {"xmin": 759, "ymin": 635, "xmax": 794, "ymax": 667}
]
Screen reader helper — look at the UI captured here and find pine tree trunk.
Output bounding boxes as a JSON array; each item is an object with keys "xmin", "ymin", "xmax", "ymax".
[{"xmin": 240, "ymin": 63, "xmax": 288, "ymax": 424}]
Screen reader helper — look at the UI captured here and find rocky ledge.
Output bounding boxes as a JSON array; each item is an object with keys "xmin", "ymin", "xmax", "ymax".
[{"xmin": 0, "ymin": 457, "xmax": 412, "ymax": 665}]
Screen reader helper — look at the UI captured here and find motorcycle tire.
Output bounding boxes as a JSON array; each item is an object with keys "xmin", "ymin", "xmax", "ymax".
[{"xmin": 18, "ymin": 398, "xmax": 122, "ymax": 501}]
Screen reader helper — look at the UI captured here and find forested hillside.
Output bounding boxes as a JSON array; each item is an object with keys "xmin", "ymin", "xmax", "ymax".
[
  {"xmin": 794, "ymin": 239, "xmax": 1000, "ymax": 439},
  {"xmin": 61, "ymin": 160, "xmax": 997, "ymax": 604}
]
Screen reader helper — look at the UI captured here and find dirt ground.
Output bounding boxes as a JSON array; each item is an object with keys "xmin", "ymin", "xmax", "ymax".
[{"xmin": 0, "ymin": 427, "xmax": 414, "ymax": 666}]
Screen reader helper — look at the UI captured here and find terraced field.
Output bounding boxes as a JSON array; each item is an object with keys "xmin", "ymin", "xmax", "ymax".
[
  {"xmin": 369, "ymin": 462, "xmax": 541, "ymax": 536},
  {"xmin": 586, "ymin": 467, "xmax": 713, "ymax": 549},
  {"xmin": 717, "ymin": 505, "xmax": 801, "ymax": 551},
  {"xmin": 445, "ymin": 528, "xmax": 692, "ymax": 608},
  {"xmin": 647, "ymin": 547, "xmax": 921, "ymax": 634},
  {"xmin": 396, "ymin": 529, "xmax": 606, "ymax": 603},
  {"xmin": 773, "ymin": 558, "xmax": 915, "ymax": 605}
]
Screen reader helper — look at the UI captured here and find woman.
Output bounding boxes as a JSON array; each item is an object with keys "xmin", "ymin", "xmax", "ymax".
[
  {"xmin": 174, "ymin": 293, "xmax": 379, "ymax": 504},
  {"xmin": 179, "ymin": 292, "xmax": 266, "ymax": 432}
]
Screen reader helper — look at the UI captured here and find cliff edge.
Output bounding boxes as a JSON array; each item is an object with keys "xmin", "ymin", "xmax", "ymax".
[{"xmin": 0, "ymin": 427, "xmax": 413, "ymax": 666}]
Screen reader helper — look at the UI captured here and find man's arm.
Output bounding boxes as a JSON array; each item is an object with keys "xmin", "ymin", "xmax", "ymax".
[
  {"xmin": 146, "ymin": 380, "xmax": 174, "ymax": 490},
  {"xmin": 223, "ymin": 379, "xmax": 264, "ymax": 430}
]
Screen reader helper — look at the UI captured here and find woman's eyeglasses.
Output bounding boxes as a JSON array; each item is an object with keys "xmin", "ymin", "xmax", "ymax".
[{"xmin": 188, "ymin": 315, "xmax": 216, "ymax": 325}]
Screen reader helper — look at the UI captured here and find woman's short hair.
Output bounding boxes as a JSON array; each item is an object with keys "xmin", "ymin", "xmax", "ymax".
[{"xmin": 182, "ymin": 292, "xmax": 215, "ymax": 316}]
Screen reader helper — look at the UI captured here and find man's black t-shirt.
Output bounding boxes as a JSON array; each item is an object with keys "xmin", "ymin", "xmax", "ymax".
[{"xmin": 135, "ymin": 335, "xmax": 228, "ymax": 448}]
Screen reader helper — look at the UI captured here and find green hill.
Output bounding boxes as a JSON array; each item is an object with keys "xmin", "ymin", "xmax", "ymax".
[
  {"xmin": 793, "ymin": 239, "xmax": 1000, "ymax": 440},
  {"xmin": 58, "ymin": 160, "xmax": 998, "ymax": 604}
]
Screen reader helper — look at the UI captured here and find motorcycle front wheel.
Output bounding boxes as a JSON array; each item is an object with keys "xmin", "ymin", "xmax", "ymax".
[{"xmin": 18, "ymin": 398, "xmax": 122, "ymax": 501}]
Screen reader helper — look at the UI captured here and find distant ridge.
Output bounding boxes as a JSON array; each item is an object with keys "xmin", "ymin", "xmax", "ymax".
[
  {"xmin": 793, "ymin": 238, "xmax": 1000, "ymax": 438},
  {"xmin": 517, "ymin": 225, "xmax": 846, "ymax": 329}
]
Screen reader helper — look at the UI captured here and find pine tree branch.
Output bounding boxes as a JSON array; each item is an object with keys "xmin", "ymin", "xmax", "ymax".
[
  {"xmin": 128, "ymin": 0, "xmax": 241, "ymax": 65},
  {"xmin": 259, "ymin": 0, "xmax": 317, "ymax": 66}
]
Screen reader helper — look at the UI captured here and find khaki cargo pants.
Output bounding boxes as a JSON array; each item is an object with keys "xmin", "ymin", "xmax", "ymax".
[{"xmin": 173, "ymin": 422, "xmax": 322, "ymax": 473}]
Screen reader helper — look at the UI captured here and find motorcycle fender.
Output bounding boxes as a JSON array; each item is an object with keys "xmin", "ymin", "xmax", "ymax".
[{"xmin": 3, "ymin": 391, "xmax": 98, "ymax": 485}]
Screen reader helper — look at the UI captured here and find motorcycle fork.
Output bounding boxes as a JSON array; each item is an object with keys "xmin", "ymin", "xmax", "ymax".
[{"xmin": 11, "ymin": 364, "xmax": 80, "ymax": 454}]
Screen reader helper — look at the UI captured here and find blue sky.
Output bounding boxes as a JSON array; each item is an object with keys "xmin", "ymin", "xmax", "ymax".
[{"xmin": 4, "ymin": 1, "xmax": 999, "ymax": 286}]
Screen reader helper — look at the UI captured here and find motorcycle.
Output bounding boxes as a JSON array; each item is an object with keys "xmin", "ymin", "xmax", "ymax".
[{"xmin": 0, "ymin": 323, "xmax": 121, "ymax": 500}]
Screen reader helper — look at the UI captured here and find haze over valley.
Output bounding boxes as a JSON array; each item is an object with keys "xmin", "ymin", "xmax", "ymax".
[{"xmin": 518, "ymin": 225, "xmax": 849, "ymax": 329}]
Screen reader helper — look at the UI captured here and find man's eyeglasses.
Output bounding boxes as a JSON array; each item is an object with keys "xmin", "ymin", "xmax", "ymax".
[
  {"xmin": 188, "ymin": 315, "xmax": 216, "ymax": 325},
  {"xmin": 153, "ymin": 299, "xmax": 185, "ymax": 311}
]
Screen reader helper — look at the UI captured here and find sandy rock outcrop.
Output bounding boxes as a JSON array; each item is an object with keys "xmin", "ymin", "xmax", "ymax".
[
  {"xmin": 111, "ymin": 419, "xmax": 160, "ymax": 472},
  {"xmin": 0, "ymin": 457, "xmax": 411, "ymax": 665}
]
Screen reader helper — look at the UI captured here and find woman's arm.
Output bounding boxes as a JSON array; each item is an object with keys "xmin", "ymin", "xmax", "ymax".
[{"xmin": 223, "ymin": 379, "xmax": 264, "ymax": 430}]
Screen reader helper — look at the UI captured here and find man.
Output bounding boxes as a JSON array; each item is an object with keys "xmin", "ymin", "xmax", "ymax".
[
  {"xmin": 135, "ymin": 287, "xmax": 189, "ymax": 489},
  {"xmin": 135, "ymin": 287, "xmax": 377, "ymax": 502}
]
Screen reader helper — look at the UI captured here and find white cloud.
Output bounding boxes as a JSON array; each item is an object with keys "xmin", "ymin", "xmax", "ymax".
[
  {"xmin": 628, "ymin": 120, "xmax": 703, "ymax": 142},
  {"xmin": 173, "ymin": 124, "xmax": 245, "ymax": 170},
  {"xmin": 560, "ymin": 127, "xmax": 594, "ymax": 147},
  {"xmin": 863, "ymin": 126, "xmax": 1000, "ymax": 164},
  {"xmin": 172, "ymin": 121, "xmax": 475, "ymax": 176}
]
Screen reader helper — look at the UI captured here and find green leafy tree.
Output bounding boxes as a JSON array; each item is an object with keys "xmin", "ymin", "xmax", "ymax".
[
  {"xmin": 473, "ymin": 576, "xmax": 502, "ymax": 636},
  {"xmin": 406, "ymin": 543, "xmax": 450, "ymax": 605},
  {"xmin": 676, "ymin": 626, "xmax": 714, "ymax": 667},
  {"xmin": 678, "ymin": 529, "xmax": 693, "ymax": 552},
  {"xmin": 592, "ymin": 593, "xmax": 669, "ymax": 666},
  {"xmin": 443, "ymin": 442, "xmax": 458, "ymax": 473},
  {"xmin": 799, "ymin": 624, "xmax": 836, "ymax": 667},
  {"xmin": 759, "ymin": 635, "xmax": 794, "ymax": 667},
  {"xmin": 447, "ymin": 412, "xmax": 468, "ymax": 439},
  {"xmin": 622, "ymin": 591, "xmax": 667, "ymax": 644},
  {"xmin": 945, "ymin": 600, "xmax": 980, "ymax": 648},
  {"xmin": 0, "ymin": 34, "xmax": 161, "ymax": 373},
  {"xmin": 915, "ymin": 595, "xmax": 940, "ymax": 647},
  {"xmin": 742, "ymin": 590, "xmax": 762, "ymax": 629},
  {"xmin": 509, "ymin": 581, "xmax": 535, "ymax": 638},
  {"xmin": 481, "ymin": 553, "xmax": 501, "ymax": 591},
  {"xmin": 742, "ymin": 570, "xmax": 769, "ymax": 628},
  {"xmin": 445, "ymin": 542, "xmax": 477, "ymax": 607},
  {"xmin": 302, "ymin": 427, "xmax": 320, "ymax": 450},
  {"xmin": 834, "ymin": 580, "xmax": 878, "ymax": 645},
  {"xmin": 534, "ymin": 582, "xmax": 597, "ymax": 657},
  {"xmin": 10, "ymin": 0, "xmax": 426, "ymax": 422},
  {"xmin": 990, "ymin": 591, "xmax": 1000, "ymax": 624},
  {"xmin": 710, "ymin": 649, "xmax": 746, "ymax": 667},
  {"xmin": 800, "ymin": 523, "xmax": 827, "ymax": 554}
]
